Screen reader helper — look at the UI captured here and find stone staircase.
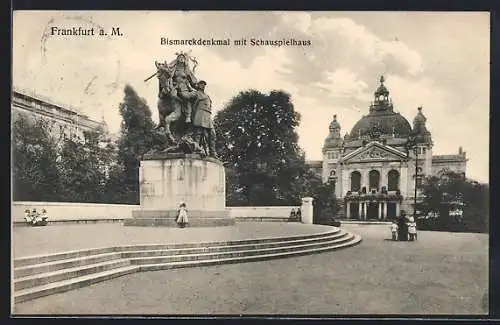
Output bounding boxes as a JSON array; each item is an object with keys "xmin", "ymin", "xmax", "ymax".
[{"xmin": 13, "ymin": 227, "xmax": 362, "ymax": 304}]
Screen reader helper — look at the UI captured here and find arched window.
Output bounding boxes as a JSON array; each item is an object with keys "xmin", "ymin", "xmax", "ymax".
[
  {"xmin": 330, "ymin": 170, "xmax": 336, "ymax": 177},
  {"xmin": 369, "ymin": 170, "xmax": 380, "ymax": 190},
  {"xmin": 350, "ymin": 171, "xmax": 361, "ymax": 192},
  {"xmin": 388, "ymin": 170, "xmax": 400, "ymax": 191}
]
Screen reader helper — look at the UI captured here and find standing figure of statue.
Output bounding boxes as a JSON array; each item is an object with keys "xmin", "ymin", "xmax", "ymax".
[
  {"xmin": 183, "ymin": 80, "xmax": 218, "ymax": 158},
  {"xmin": 155, "ymin": 52, "xmax": 198, "ymax": 143}
]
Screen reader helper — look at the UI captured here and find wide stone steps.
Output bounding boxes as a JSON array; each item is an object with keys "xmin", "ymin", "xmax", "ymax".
[
  {"xmin": 13, "ymin": 229, "xmax": 341, "ymax": 269},
  {"xmin": 121, "ymin": 229, "xmax": 349, "ymax": 258},
  {"xmin": 14, "ymin": 260, "xmax": 132, "ymax": 291},
  {"xmin": 14, "ymin": 232, "xmax": 347, "ymax": 292},
  {"xmin": 13, "ymin": 227, "xmax": 362, "ymax": 304},
  {"xmin": 128, "ymin": 233, "xmax": 355, "ymax": 265},
  {"xmin": 139, "ymin": 234, "xmax": 362, "ymax": 272},
  {"xmin": 14, "ymin": 266, "xmax": 139, "ymax": 304},
  {"xmin": 14, "ymin": 252, "xmax": 123, "ymax": 278}
]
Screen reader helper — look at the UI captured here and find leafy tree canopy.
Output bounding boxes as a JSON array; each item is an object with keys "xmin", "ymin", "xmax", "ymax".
[
  {"xmin": 420, "ymin": 171, "xmax": 488, "ymax": 232},
  {"xmin": 214, "ymin": 89, "xmax": 309, "ymax": 206},
  {"xmin": 12, "ymin": 113, "xmax": 61, "ymax": 201}
]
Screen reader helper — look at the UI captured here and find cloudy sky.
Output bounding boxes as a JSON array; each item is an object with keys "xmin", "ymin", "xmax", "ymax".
[{"xmin": 12, "ymin": 11, "xmax": 489, "ymax": 182}]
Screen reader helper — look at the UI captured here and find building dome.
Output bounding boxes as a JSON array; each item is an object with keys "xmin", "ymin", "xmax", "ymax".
[
  {"xmin": 350, "ymin": 112, "xmax": 413, "ymax": 139},
  {"xmin": 348, "ymin": 75, "xmax": 412, "ymax": 140}
]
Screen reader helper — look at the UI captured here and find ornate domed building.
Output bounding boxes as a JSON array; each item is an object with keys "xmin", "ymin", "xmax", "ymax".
[{"xmin": 310, "ymin": 76, "xmax": 467, "ymax": 220}]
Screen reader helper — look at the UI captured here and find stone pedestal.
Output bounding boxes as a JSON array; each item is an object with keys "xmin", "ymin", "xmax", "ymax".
[
  {"xmin": 301, "ymin": 197, "xmax": 314, "ymax": 224},
  {"xmin": 124, "ymin": 152, "xmax": 234, "ymax": 227}
]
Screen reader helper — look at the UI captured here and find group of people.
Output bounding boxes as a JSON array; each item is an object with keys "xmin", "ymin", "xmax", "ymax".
[
  {"xmin": 390, "ymin": 216, "xmax": 418, "ymax": 241},
  {"xmin": 24, "ymin": 208, "xmax": 49, "ymax": 226},
  {"xmin": 289, "ymin": 208, "xmax": 302, "ymax": 221}
]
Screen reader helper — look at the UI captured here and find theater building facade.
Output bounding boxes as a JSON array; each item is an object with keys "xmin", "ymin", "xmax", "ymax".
[{"xmin": 309, "ymin": 76, "xmax": 467, "ymax": 220}]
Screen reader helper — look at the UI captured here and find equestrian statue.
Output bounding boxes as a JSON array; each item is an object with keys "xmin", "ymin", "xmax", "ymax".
[{"xmin": 144, "ymin": 51, "xmax": 217, "ymax": 158}]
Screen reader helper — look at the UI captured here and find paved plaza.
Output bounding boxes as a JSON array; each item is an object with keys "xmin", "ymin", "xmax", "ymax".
[{"xmin": 12, "ymin": 223, "xmax": 488, "ymax": 315}]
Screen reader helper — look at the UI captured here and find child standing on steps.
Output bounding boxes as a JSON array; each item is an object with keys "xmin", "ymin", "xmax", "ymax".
[{"xmin": 176, "ymin": 202, "xmax": 189, "ymax": 228}]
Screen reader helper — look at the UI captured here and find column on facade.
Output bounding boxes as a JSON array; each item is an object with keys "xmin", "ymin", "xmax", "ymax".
[
  {"xmin": 363, "ymin": 169, "xmax": 369, "ymax": 192},
  {"xmin": 396, "ymin": 202, "xmax": 401, "ymax": 217},
  {"xmin": 358, "ymin": 202, "xmax": 362, "ymax": 220},
  {"xmin": 346, "ymin": 202, "xmax": 350, "ymax": 219},
  {"xmin": 363, "ymin": 202, "xmax": 367, "ymax": 220},
  {"xmin": 343, "ymin": 169, "xmax": 350, "ymax": 196},
  {"xmin": 382, "ymin": 167, "xmax": 388, "ymax": 192},
  {"xmin": 383, "ymin": 202, "xmax": 388, "ymax": 219},
  {"xmin": 378, "ymin": 202, "xmax": 382, "ymax": 220},
  {"xmin": 400, "ymin": 165, "xmax": 408, "ymax": 198},
  {"xmin": 335, "ymin": 168, "xmax": 343, "ymax": 198}
]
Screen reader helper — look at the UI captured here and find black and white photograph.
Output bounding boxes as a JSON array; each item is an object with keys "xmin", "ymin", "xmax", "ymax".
[{"xmin": 11, "ymin": 11, "xmax": 489, "ymax": 315}]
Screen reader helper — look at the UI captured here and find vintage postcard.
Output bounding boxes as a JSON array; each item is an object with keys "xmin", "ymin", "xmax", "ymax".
[{"xmin": 11, "ymin": 11, "xmax": 489, "ymax": 316}]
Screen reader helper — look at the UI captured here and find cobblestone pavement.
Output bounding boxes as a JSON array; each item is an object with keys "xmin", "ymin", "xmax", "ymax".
[
  {"xmin": 13, "ymin": 224, "xmax": 488, "ymax": 315},
  {"xmin": 13, "ymin": 222, "xmax": 329, "ymax": 257}
]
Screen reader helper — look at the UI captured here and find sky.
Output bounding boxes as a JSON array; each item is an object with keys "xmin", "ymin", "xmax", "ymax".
[{"xmin": 12, "ymin": 11, "xmax": 490, "ymax": 183}]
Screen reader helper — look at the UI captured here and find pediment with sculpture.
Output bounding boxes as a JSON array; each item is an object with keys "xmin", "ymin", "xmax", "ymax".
[{"xmin": 343, "ymin": 143, "xmax": 407, "ymax": 163}]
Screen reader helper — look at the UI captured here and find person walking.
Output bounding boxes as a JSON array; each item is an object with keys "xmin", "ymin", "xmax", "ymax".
[{"xmin": 390, "ymin": 221, "xmax": 398, "ymax": 241}]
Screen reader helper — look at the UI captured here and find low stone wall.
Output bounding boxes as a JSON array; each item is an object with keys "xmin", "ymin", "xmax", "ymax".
[
  {"xmin": 227, "ymin": 206, "xmax": 300, "ymax": 222},
  {"xmin": 12, "ymin": 201, "xmax": 138, "ymax": 223},
  {"xmin": 341, "ymin": 220, "xmax": 392, "ymax": 225},
  {"xmin": 12, "ymin": 202, "xmax": 302, "ymax": 224}
]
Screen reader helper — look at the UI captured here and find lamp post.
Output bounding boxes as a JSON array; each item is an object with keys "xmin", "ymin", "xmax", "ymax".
[
  {"xmin": 413, "ymin": 145, "xmax": 418, "ymax": 220},
  {"xmin": 407, "ymin": 136, "xmax": 419, "ymax": 220}
]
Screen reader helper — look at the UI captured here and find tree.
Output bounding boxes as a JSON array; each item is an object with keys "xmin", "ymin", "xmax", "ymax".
[
  {"xmin": 420, "ymin": 171, "xmax": 489, "ymax": 232},
  {"xmin": 224, "ymin": 167, "xmax": 247, "ymax": 206},
  {"xmin": 463, "ymin": 181, "xmax": 489, "ymax": 232},
  {"xmin": 303, "ymin": 172, "xmax": 339, "ymax": 225},
  {"xmin": 12, "ymin": 113, "xmax": 61, "ymax": 201},
  {"xmin": 214, "ymin": 89, "xmax": 309, "ymax": 206},
  {"xmin": 57, "ymin": 128, "xmax": 117, "ymax": 203},
  {"xmin": 112, "ymin": 85, "xmax": 156, "ymax": 203}
]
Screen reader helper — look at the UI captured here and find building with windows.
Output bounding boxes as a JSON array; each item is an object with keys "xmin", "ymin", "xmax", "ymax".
[
  {"xmin": 11, "ymin": 87, "xmax": 107, "ymax": 142},
  {"xmin": 308, "ymin": 76, "xmax": 467, "ymax": 220}
]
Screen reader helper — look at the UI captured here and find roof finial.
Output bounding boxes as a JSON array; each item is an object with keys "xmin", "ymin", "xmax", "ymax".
[
  {"xmin": 418, "ymin": 106, "xmax": 423, "ymax": 111},
  {"xmin": 333, "ymin": 114, "xmax": 337, "ymax": 120},
  {"xmin": 380, "ymin": 75, "xmax": 385, "ymax": 84}
]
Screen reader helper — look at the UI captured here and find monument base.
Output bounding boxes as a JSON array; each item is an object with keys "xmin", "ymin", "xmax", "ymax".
[
  {"xmin": 124, "ymin": 209, "xmax": 235, "ymax": 227},
  {"xmin": 124, "ymin": 152, "xmax": 234, "ymax": 228}
]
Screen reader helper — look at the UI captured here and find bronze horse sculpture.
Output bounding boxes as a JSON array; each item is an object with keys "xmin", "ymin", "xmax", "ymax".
[
  {"xmin": 155, "ymin": 60, "xmax": 187, "ymax": 143},
  {"xmin": 147, "ymin": 54, "xmax": 207, "ymax": 155}
]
